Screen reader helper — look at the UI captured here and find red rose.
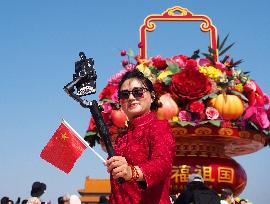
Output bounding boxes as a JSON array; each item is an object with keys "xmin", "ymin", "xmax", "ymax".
[
  {"xmin": 185, "ymin": 59, "xmax": 198, "ymax": 69},
  {"xmin": 153, "ymin": 82, "xmax": 168, "ymax": 95},
  {"xmin": 152, "ymin": 55, "xmax": 167, "ymax": 70},
  {"xmin": 99, "ymin": 84, "xmax": 118, "ymax": 100},
  {"xmin": 189, "ymin": 101, "xmax": 205, "ymax": 113},
  {"xmin": 169, "ymin": 68, "xmax": 212, "ymax": 101}
]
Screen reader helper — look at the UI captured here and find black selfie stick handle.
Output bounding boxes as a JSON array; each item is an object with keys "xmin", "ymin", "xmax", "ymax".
[{"xmin": 89, "ymin": 100, "xmax": 125, "ymax": 184}]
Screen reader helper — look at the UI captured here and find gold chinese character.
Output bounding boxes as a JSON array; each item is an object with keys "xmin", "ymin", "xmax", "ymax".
[
  {"xmin": 179, "ymin": 165, "xmax": 191, "ymax": 182},
  {"xmin": 218, "ymin": 167, "xmax": 234, "ymax": 183},
  {"xmin": 203, "ymin": 166, "xmax": 215, "ymax": 182},
  {"xmin": 194, "ymin": 165, "xmax": 202, "ymax": 175},
  {"xmin": 171, "ymin": 165, "xmax": 190, "ymax": 183}
]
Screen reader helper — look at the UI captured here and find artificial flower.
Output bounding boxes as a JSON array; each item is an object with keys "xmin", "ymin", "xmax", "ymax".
[
  {"xmin": 178, "ymin": 111, "xmax": 192, "ymax": 121},
  {"xmin": 170, "ymin": 68, "xmax": 212, "ymax": 101},
  {"xmin": 189, "ymin": 101, "xmax": 205, "ymax": 113},
  {"xmin": 157, "ymin": 70, "xmax": 173, "ymax": 81},
  {"xmin": 205, "ymin": 107, "xmax": 219, "ymax": 120},
  {"xmin": 152, "ymin": 55, "xmax": 167, "ymax": 70},
  {"xmin": 199, "ymin": 66, "xmax": 222, "ymax": 82},
  {"xmin": 99, "ymin": 84, "xmax": 118, "ymax": 100}
]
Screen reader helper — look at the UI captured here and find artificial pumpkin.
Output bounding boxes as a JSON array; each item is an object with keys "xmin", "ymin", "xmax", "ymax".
[
  {"xmin": 157, "ymin": 93, "xmax": 179, "ymax": 120},
  {"xmin": 111, "ymin": 109, "xmax": 128, "ymax": 128},
  {"xmin": 209, "ymin": 94, "xmax": 244, "ymax": 120}
]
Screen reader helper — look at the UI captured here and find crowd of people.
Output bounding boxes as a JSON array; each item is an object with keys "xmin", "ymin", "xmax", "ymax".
[
  {"xmin": 170, "ymin": 174, "xmax": 252, "ymax": 204},
  {"xmin": 0, "ymin": 177, "xmax": 252, "ymax": 204},
  {"xmin": 0, "ymin": 181, "xmax": 109, "ymax": 204}
]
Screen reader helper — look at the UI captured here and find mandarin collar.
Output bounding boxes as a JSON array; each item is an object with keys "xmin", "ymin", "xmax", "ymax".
[{"xmin": 128, "ymin": 111, "xmax": 156, "ymax": 130}]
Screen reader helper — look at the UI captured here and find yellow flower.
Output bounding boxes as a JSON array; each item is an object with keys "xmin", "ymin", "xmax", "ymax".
[
  {"xmin": 234, "ymin": 83, "xmax": 244, "ymax": 92},
  {"xmin": 136, "ymin": 63, "xmax": 151, "ymax": 77},
  {"xmin": 199, "ymin": 66, "xmax": 222, "ymax": 82},
  {"xmin": 157, "ymin": 70, "xmax": 173, "ymax": 81},
  {"xmin": 172, "ymin": 116, "xmax": 179, "ymax": 123}
]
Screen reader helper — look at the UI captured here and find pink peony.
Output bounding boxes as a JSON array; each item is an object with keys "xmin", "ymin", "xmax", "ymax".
[
  {"xmin": 111, "ymin": 92, "xmax": 119, "ymax": 103},
  {"xmin": 205, "ymin": 107, "xmax": 219, "ymax": 120},
  {"xmin": 171, "ymin": 55, "xmax": 188, "ymax": 67},
  {"xmin": 244, "ymin": 105, "xmax": 270, "ymax": 129},
  {"xmin": 101, "ymin": 102, "xmax": 112, "ymax": 113},
  {"xmin": 178, "ymin": 111, "xmax": 192, "ymax": 121},
  {"xmin": 198, "ymin": 58, "xmax": 211, "ymax": 67}
]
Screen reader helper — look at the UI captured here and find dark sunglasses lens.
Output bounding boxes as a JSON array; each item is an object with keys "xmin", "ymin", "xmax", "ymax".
[
  {"xmin": 119, "ymin": 91, "xmax": 130, "ymax": 99},
  {"xmin": 132, "ymin": 88, "xmax": 144, "ymax": 97}
]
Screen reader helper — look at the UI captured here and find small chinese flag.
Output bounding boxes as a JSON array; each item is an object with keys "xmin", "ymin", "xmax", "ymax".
[{"xmin": 40, "ymin": 120, "xmax": 87, "ymax": 173}]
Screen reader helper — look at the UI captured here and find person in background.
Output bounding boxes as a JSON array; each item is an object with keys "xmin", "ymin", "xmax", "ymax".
[
  {"xmin": 174, "ymin": 174, "xmax": 220, "ymax": 204},
  {"xmin": 239, "ymin": 199, "xmax": 247, "ymax": 204},
  {"xmin": 58, "ymin": 195, "xmax": 70, "ymax": 204},
  {"xmin": 69, "ymin": 195, "xmax": 81, "ymax": 204},
  {"xmin": 30, "ymin": 181, "xmax": 46, "ymax": 200},
  {"xmin": 26, "ymin": 197, "xmax": 41, "ymax": 204},
  {"xmin": 220, "ymin": 188, "xmax": 234, "ymax": 204},
  {"xmin": 105, "ymin": 70, "xmax": 176, "ymax": 204},
  {"xmin": 63, "ymin": 195, "xmax": 70, "ymax": 204},
  {"xmin": 0, "ymin": 197, "xmax": 13, "ymax": 204},
  {"xmin": 1, "ymin": 197, "xmax": 10, "ymax": 204},
  {"xmin": 98, "ymin": 195, "xmax": 108, "ymax": 204},
  {"xmin": 58, "ymin": 197, "xmax": 64, "ymax": 204}
]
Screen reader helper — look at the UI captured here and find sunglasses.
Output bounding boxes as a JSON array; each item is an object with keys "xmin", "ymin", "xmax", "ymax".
[{"xmin": 119, "ymin": 87, "xmax": 149, "ymax": 99}]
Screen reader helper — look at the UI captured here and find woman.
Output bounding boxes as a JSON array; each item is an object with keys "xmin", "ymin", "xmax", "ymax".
[{"xmin": 105, "ymin": 70, "xmax": 175, "ymax": 204}]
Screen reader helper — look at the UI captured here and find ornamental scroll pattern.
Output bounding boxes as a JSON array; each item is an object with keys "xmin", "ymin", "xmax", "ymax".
[{"xmin": 139, "ymin": 6, "xmax": 218, "ymax": 60}]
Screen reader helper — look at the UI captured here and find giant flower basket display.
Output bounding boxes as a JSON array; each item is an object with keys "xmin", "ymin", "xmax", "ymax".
[{"xmin": 85, "ymin": 6, "xmax": 270, "ymax": 196}]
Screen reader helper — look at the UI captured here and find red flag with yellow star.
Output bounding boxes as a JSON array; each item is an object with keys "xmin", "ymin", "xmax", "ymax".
[{"xmin": 40, "ymin": 120, "xmax": 87, "ymax": 173}]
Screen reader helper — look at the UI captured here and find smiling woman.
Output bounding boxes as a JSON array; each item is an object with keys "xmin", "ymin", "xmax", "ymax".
[{"xmin": 104, "ymin": 70, "xmax": 176, "ymax": 204}]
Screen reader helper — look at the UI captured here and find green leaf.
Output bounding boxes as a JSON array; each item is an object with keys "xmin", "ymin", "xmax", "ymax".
[
  {"xmin": 101, "ymin": 98, "xmax": 115, "ymax": 103},
  {"xmin": 202, "ymin": 53, "xmax": 215, "ymax": 63},
  {"xmin": 149, "ymin": 66, "xmax": 158, "ymax": 75},
  {"xmin": 219, "ymin": 34, "xmax": 229, "ymax": 51},
  {"xmin": 166, "ymin": 60, "xmax": 180, "ymax": 74},
  {"xmin": 228, "ymin": 90, "xmax": 249, "ymax": 102},
  {"xmin": 231, "ymin": 59, "xmax": 243, "ymax": 67},
  {"xmin": 208, "ymin": 46, "xmax": 216, "ymax": 54},
  {"xmin": 163, "ymin": 77, "xmax": 172, "ymax": 86},
  {"xmin": 199, "ymin": 120, "xmax": 209, "ymax": 125},
  {"xmin": 217, "ymin": 35, "xmax": 220, "ymax": 48},
  {"xmin": 202, "ymin": 53, "xmax": 212, "ymax": 58},
  {"xmin": 199, "ymin": 92, "xmax": 218, "ymax": 102},
  {"xmin": 249, "ymin": 121, "xmax": 259, "ymax": 131},
  {"xmin": 209, "ymin": 120, "xmax": 221, "ymax": 127},
  {"xmin": 263, "ymin": 129, "xmax": 270, "ymax": 135},
  {"xmin": 219, "ymin": 42, "xmax": 235, "ymax": 56},
  {"xmin": 178, "ymin": 121, "xmax": 196, "ymax": 126},
  {"xmin": 85, "ymin": 131, "xmax": 97, "ymax": 137}
]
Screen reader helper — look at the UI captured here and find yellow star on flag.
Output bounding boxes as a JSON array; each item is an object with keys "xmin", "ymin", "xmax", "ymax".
[{"xmin": 61, "ymin": 132, "xmax": 69, "ymax": 140}]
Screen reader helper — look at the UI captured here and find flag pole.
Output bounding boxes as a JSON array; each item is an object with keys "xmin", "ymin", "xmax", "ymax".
[{"xmin": 62, "ymin": 119, "xmax": 106, "ymax": 163}]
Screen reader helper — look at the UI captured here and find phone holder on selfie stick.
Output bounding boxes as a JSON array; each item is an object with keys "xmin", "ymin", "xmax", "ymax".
[{"xmin": 63, "ymin": 52, "xmax": 124, "ymax": 184}]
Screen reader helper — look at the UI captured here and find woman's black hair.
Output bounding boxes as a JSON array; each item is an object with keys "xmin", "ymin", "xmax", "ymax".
[{"xmin": 118, "ymin": 69, "xmax": 162, "ymax": 111}]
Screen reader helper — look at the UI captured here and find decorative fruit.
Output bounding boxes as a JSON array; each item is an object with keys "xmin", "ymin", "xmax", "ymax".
[
  {"xmin": 122, "ymin": 59, "xmax": 128, "ymax": 67},
  {"xmin": 111, "ymin": 109, "xmax": 128, "ymax": 128},
  {"xmin": 157, "ymin": 93, "xmax": 179, "ymax": 120},
  {"xmin": 120, "ymin": 50, "xmax": 126, "ymax": 56},
  {"xmin": 209, "ymin": 94, "xmax": 244, "ymax": 120}
]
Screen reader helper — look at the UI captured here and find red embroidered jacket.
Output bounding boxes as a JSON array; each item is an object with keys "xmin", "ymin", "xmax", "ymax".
[{"xmin": 109, "ymin": 112, "xmax": 176, "ymax": 204}]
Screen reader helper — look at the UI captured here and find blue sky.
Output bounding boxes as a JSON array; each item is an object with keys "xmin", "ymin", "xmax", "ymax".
[{"xmin": 0, "ymin": 0, "xmax": 269, "ymax": 203}]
